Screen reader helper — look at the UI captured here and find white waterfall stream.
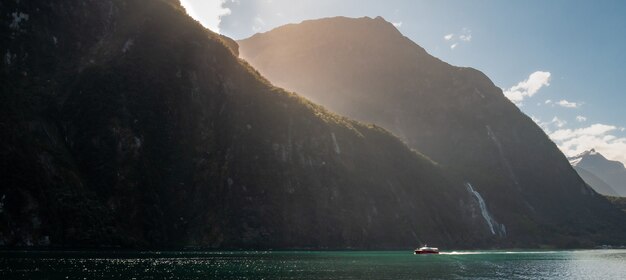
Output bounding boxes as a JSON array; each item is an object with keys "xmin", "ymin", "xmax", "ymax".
[{"xmin": 466, "ymin": 182, "xmax": 501, "ymax": 236}]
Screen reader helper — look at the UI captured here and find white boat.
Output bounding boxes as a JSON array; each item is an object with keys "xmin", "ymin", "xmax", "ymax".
[{"xmin": 414, "ymin": 245, "xmax": 439, "ymax": 254}]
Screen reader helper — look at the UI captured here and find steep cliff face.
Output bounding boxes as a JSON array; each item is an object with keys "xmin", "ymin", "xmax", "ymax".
[
  {"xmin": 569, "ymin": 150, "xmax": 626, "ymax": 197},
  {"xmin": 1, "ymin": 1, "xmax": 494, "ymax": 248},
  {"xmin": 572, "ymin": 167, "xmax": 619, "ymax": 197},
  {"xmin": 239, "ymin": 16, "xmax": 626, "ymax": 247}
]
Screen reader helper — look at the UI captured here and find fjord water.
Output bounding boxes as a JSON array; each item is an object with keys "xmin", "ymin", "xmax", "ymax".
[{"xmin": 1, "ymin": 250, "xmax": 625, "ymax": 279}]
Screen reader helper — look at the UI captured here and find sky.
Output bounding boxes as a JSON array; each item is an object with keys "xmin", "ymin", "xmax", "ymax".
[{"xmin": 180, "ymin": 0, "xmax": 626, "ymax": 165}]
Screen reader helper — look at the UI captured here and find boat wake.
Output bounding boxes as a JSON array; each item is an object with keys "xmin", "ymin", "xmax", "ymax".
[
  {"xmin": 440, "ymin": 251, "xmax": 486, "ymax": 255},
  {"xmin": 440, "ymin": 251, "xmax": 560, "ymax": 255}
]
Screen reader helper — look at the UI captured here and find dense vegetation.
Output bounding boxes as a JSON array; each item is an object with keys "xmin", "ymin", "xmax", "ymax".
[
  {"xmin": 606, "ymin": 196, "xmax": 626, "ymax": 213},
  {"xmin": 239, "ymin": 16, "xmax": 626, "ymax": 248},
  {"xmin": 1, "ymin": 0, "xmax": 498, "ymax": 248}
]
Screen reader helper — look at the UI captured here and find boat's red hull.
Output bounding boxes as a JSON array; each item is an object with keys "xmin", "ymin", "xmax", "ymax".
[{"xmin": 414, "ymin": 250, "xmax": 439, "ymax": 254}]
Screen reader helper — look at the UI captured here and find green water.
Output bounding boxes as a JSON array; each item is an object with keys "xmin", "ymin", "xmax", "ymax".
[{"xmin": 1, "ymin": 250, "xmax": 625, "ymax": 279}]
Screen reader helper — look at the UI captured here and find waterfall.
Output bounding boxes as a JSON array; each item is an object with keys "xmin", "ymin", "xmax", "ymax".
[
  {"xmin": 486, "ymin": 125, "xmax": 520, "ymax": 188},
  {"xmin": 466, "ymin": 182, "xmax": 503, "ymax": 236},
  {"xmin": 331, "ymin": 133, "xmax": 341, "ymax": 154}
]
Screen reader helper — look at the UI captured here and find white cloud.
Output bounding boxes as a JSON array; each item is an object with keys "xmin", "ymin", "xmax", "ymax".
[
  {"xmin": 460, "ymin": 28, "xmax": 472, "ymax": 41},
  {"xmin": 459, "ymin": 34, "xmax": 472, "ymax": 42},
  {"xmin": 547, "ymin": 123, "xmax": 626, "ymax": 165},
  {"xmin": 545, "ymin": 99, "xmax": 552, "ymax": 104},
  {"xmin": 576, "ymin": 116, "xmax": 587, "ymax": 122},
  {"xmin": 503, "ymin": 71, "xmax": 551, "ymax": 104},
  {"xmin": 550, "ymin": 124, "xmax": 616, "ymax": 141},
  {"xmin": 552, "ymin": 116, "xmax": 567, "ymax": 128},
  {"xmin": 556, "ymin": 99, "xmax": 581, "ymax": 108},
  {"xmin": 392, "ymin": 22, "xmax": 403, "ymax": 27},
  {"xmin": 444, "ymin": 28, "xmax": 471, "ymax": 49},
  {"xmin": 532, "ymin": 116, "xmax": 626, "ymax": 165},
  {"xmin": 531, "ymin": 115, "xmax": 541, "ymax": 124},
  {"xmin": 252, "ymin": 16, "xmax": 266, "ymax": 32},
  {"xmin": 180, "ymin": 0, "xmax": 231, "ymax": 33},
  {"xmin": 534, "ymin": 116, "xmax": 567, "ymax": 132}
]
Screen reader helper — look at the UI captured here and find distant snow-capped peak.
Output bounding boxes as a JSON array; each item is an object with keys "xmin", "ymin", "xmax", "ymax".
[{"xmin": 568, "ymin": 149, "xmax": 598, "ymax": 166}]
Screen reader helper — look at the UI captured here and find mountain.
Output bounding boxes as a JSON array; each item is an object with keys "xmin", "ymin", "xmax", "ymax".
[
  {"xmin": 606, "ymin": 197, "xmax": 626, "ymax": 213},
  {"xmin": 572, "ymin": 166, "xmax": 619, "ymax": 197},
  {"xmin": 238, "ymin": 16, "xmax": 626, "ymax": 247},
  {"xmin": 0, "ymin": 0, "xmax": 506, "ymax": 249},
  {"xmin": 569, "ymin": 150, "xmax": 626, "ymax": 197}
]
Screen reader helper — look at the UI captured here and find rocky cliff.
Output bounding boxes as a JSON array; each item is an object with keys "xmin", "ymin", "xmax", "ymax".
[
  {"xmin": 239, "ymin": 16, "xmax": 626, "ymax": 247},
  {"xmin": 1, "ymin": 0, "xmax": 496, "ymax": 249},
  {"xmin": 569, "ymin": 150, "xmax": 626, "ymax": 197}
]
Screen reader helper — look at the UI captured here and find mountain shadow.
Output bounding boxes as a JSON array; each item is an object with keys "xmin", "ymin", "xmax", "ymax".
[
  {"xmin": 569, "ymin": 150, "xmax": 626, "ymax": 197},
  {"xmin": 238, "ymin": 16, "xmax": 626, "ymax": 247},
  {"xmin": 1, "ymin": 0, "xmax": 501, "ymax": 249}
]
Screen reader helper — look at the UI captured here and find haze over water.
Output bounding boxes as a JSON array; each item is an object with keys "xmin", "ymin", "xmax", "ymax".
[{"xmin": 1, "ymin": 250, "xmax": 625, "ymax": 279}]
